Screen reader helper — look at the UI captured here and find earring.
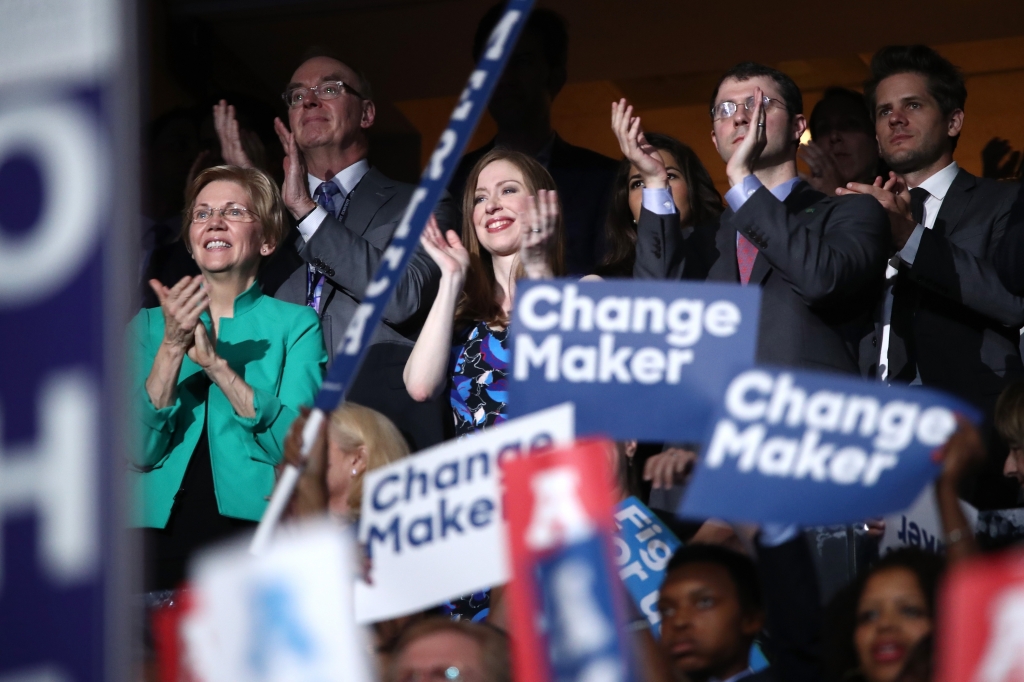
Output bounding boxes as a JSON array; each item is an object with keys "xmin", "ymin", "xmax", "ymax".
[
  {"xmin": 632, "ymin": 218, "xmax": 638, "ymax": 226},
  {"xmin": 352, "ymin": 468, "xmax": 358, "ymax": 475}
]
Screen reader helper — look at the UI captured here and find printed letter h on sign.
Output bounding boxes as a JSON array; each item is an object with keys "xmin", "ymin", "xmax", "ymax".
[{"xmin": 0, "ymin": 373, "xmax": 98, "ymax": 591}]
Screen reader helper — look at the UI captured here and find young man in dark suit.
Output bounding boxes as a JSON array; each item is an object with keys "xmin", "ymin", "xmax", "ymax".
[
  {"xmin": 449, "ymin": 6, "xmax": 618, "ymax": 275},
  {"xmin": 221, "ymin": 50, "xmax": 458, "ymax": 452},
  {"xmin": 625, "ymin": 63, "xmax": 890, "ymax": 374},
  {"xmin": 658, "ymin": 534, "xmax": 821, "ymax": 682},
  {"xmin": 838, "ymin": 45, "xmax": 1024, "ymax": 507}
]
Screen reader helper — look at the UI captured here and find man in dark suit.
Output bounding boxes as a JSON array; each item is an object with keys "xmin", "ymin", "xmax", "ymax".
[
  {"xmin": 658, "ymin": 534, "xmax": 822, "ymax": 682},
  {"xmin": 627, "ymin": 63, "xmax": 889, "ymax": 374},
  {"xmin": 448, "ymin": 6, "xmax": 618, "ymax": 275},
  {"xmin": 839, "ymin": 45, "xmax": 1024, "ymax": 506},
  {"xmin": 247, "ymin": 50, "xmax": 457, "ymax": 452}
]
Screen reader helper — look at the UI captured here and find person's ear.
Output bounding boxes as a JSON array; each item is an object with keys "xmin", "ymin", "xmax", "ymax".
[
  {"xmin": 948, "ymin": 109, "xmax": 964, "ymax": 140},
  {"xmin": 260, "ymin": 236, "xmax": 277, "ymax": 258},
  {"xmin": 350, "ymin": 444, "xmax": 369, "ymax": 477},
  {"xmin": 740, "ymin": 608, "xmax": 765, "ymax": 637},
  {"xmin": 361, "ymin": 100, "xmax": 376, "ymax": 130},
  {"xmin": 792, "ymin": 114, "xmax": 808, "ymax": 147}
]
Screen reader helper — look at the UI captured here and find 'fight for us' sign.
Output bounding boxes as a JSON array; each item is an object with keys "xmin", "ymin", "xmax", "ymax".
[
  {"xmin": 509, "ymin": 279, "xmax": 760, "ymax": 442},
  {"xmin": 679, "ymin": 367, "xmax": 978, "ymax": 526}
]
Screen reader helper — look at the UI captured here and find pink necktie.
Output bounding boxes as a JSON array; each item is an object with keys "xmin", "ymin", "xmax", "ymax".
[{"xmin": 737, "ymin": 233, "xmax": 758, "ymax": 285}]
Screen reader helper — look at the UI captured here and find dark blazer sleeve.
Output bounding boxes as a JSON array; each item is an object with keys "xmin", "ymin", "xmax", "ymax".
[
  {"xmin": 908, "ymin": 186, "xmax": 1024, "ymax": 328},
  {"xmin": 633, "ymin": 207, "xmax": 687, "ymax": 280},
  {"xmin": 298, "ymin": 211, "xmax": 442, "ymax": 329},
  {"xmin": 729, "ymin": 188, "xmax": 889, "ymax": 305},
  {"xmin": 757, "ymin": 535, "xmax": 823, "ymax": 682},
  {"xmin": 993, "ymin": 185, "xmax": 1024, "ymax": 295}
]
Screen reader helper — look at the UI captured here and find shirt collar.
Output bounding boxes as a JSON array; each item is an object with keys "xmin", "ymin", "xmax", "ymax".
[
  {"xmin": 770, "ymin": 176, "xmax": 801, "ymax": 203},
  {"xmin": 711, "ymin": 667, "xmax": 755, "ymax": 682},
  {"xmin": 199, "ymin": 280, "xmax": 263, "ymax": 324},
  {"xmin": 306, "ymin": 158, "xmax": 371, "ymax": 198},
  {"xmin": 913, "ymin": 160, "xmax": 959, "ymax": 201}
]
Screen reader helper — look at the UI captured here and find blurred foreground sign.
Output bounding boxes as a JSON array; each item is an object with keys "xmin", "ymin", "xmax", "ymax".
[
  {"xmin": 355, "ymin": 403, "xmax": 574, "ymax": 623},
  {"xmin": 509, "ymin": 280, "xmax": 759, "ymax": 442},
  {"xmin": 0, "ymin": 2, "xmax": 130, "ymax": 681},
  {"xmin": 937, "ymin": 548, "xmax": 1024, "ymax": 682},
  {"xmin": 504, "ymin": 440, "xmax": 637, "ymax": 682},
  {"xmin": 185, "ymin": 521, "xmax": 374, "ymax": 682},
  {"xmin": 679, "ymin": 368, "xmax": 977, "ymax": 526}
]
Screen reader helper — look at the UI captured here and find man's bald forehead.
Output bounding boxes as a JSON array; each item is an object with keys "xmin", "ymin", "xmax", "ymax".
[{"xmin": 288, "ymin": 56, "xmax": 358, "ymax": 89}]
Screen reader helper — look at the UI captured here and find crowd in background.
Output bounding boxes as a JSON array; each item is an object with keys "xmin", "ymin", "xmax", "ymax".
[{"xmin": 133, "ymin": 4, "xmax": 1024, "ymax": 682}]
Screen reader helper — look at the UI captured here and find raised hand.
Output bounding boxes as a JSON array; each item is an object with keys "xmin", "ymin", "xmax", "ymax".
[
  {"xmin": 274, "ymin": 117, "xmax": 317, "ymax": 220},
  {"xmin": 611, "ymin": 98, "xmax": 667, "ymax": 188},
  {"xmin": 420, "ymin": 214, "xmax": 470, "ymax": 281},
  {"xmin": 934, "ymin": 416, "xmax": 986, "ymax": 488},
  {"xmin": 520, "ymin": 189, "xmax": 558, "ymax": 280},
  {"xmin": 798, "ymin": 140, "xmax": 844, "ymax": 195},
  {"xmin": 837, "ymin": 171, "xmax": 918, "ymax": 248},
  {"xmin": 149, "ymin": 276, "xmax": 208, "ymax": 351},
  {"xmin": 213, "ymin": 100, "xmax": 254, "ymax": 168},
  {"xmin": 643, "ymin": 447, "xmax": 698, "ymax": 489},
  {"xmin": 281, "ymin": 407, "xmax": 330, "ymax": 518},
  {"xmin": 725, "ymin": 87, "xmax": 768, "ymax": 187}
]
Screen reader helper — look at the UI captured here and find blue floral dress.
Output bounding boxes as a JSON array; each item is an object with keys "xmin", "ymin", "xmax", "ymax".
[{"xmin": 449, "ymin": 322, "xmax": 510, "ymax": 437}]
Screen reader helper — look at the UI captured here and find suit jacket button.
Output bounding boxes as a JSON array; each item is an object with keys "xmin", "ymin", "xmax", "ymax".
[{"xmin": 872, "ymin": 337, "xmax": 877, "ymax": 346}]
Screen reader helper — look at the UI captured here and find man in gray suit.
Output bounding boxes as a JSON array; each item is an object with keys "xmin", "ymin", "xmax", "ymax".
[
  {"xmin": 627, "ymin": 62, "xmax": 889, "ymax": 374},
  {"xmin": 251, "ymin": 50, "xmax": 457, "ymax": 451},
  {"xmin": 839, "ymin": 45, "xmax": 1024, "ymax": 507}
]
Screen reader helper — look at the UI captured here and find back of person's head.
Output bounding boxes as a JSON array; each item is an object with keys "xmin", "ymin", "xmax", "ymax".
[
  {"xmin": 388, "ymin": 618, "xmax": 510, "ymax": 682},
  {"xmin": 711, "ymin": 62, "xmax": 804, "ymax": 121},
  {"xmin": 600, "ymin": 133, "xmax": 722, "ymax": 277},
  {"xmin": 329, "ymin": 402, "xmax": 409, "ymax": 511},
  {"xmin": 864, "ymin": 45, "xmax": 966, "ymax": 147},
  {"xmin": 665, "ymin": 543, "xmax": 763, "ymax": 615},
  {"xmin": 457, "ymin": 148, "xmax": 566, "ymax": 326},
  {"xmin": 810, "ymin": 87, "xmax": 874, "ymax": 140},
  {"xmin": 471, "ymin": 4, "xmax": 568, "ymax": 89},
  {"xmin": 180, "ymin": 165, "xmax": 288, "ymax": 257},
  {"xmin": 995, "ymin": 380, "xmax": 1024, "ymax": 447}
]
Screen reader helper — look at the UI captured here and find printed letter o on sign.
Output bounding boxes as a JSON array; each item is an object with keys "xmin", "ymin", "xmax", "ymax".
[{"xmin": 0, "ymin": 102, "xmax": 105, "ymax": 304}]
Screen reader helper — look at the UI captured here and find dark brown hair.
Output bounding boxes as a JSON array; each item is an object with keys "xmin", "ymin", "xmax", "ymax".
[
  {"xmin": 457, "ymin": 148, "xmax": 566, "ymax": 328},
  {"xmin": 597, "ymin": 133, "xmax": 723, "ymax": 278},
  {"xmin": 180, "ymin": 165, "xmax": 288, "ymax": 258},
  {"xmin": 995, "ymin": 380, "xmax": 1024, "ymax": 446}
]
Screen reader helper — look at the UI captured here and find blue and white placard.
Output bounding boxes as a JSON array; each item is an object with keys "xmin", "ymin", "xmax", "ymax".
[
  {"xmin": 679, "ymin": 367, "xmax": 979, "ymax": 526},
  {"xmin": 508, "ymin": 280, "xmax": 760, "ymax": 441},
  {"xmin": 613, "ymin": 497, "xmax": 681, "ymax": 637},
  {"xmin": 0, "ymin": 1, "xmax": 130, "ymax": 680}
]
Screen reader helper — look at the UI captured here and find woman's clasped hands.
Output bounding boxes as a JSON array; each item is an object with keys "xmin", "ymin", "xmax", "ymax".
[{"xmin": 149, "ymin": 275, "xmax": 218, "ymax": 368}]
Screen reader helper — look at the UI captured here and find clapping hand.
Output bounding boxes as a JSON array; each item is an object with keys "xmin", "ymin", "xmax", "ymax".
[
  {"xmin": 798, "ymin": 140, "xmax": 844, "ymax": 195},
  {"xmin": 281, "ymin": 408, "xmax": 330, "ymax": 517},
  {"xmin": 837, "ymin": 171, "xmax": 918, "ymax": 248},
  {"xmin": 643, "ymin": 447, "xmax": 698, "ymax": 489},
  {"xmin": 520, "ymin": 190, "xmax": 558, "ymax": 280},
  {"xmin": 149, "ymin": 276, "xmax": 208, "ymax": 352},
  {"xmin": 213, "ymin": 100, "xmax": 254, "ymax": 168},
  {"xmin": 186, "ymin": 321, "xmax": 219, "ymax": 369},
  {"xmin": 274, "ymin": 117, "xmax": 317, "ymax": 220},
  {"xmin": 420, "ymin": 214, "xmax": 470, "ymax": 282},
  {"xmin": 725, "ymin": 86, "xmax": 768, "ymax": 187},
  {"xmin": 611, "ymin": 98, "xmax": 668, "ymax": 189}
]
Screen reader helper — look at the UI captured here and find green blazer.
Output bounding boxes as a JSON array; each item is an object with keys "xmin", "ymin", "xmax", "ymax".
[{"xmin": 131, "ymin": 283, "xmax": 327, "ymax": 528}]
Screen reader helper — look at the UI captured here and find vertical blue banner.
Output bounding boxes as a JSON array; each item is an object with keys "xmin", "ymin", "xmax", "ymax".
[{"xmin": 0, "ymin": 2, "xmax": 132, "ymax": 682}]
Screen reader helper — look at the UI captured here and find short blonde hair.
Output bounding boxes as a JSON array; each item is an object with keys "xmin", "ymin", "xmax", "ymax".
[
  {"xmin": 387, "ymin": 618, "xmax": 509, "ymax": 682},
  {"xmin": 181, "ymin": 165, "xmax": 288, "ymax": 255},
  {"xmin": 329, "ymin": 402, "xmax": 410, "ymax": 511},
  {"xmin": 995, "ymin": 380, "xmax": 1024, "ymax": 446}
]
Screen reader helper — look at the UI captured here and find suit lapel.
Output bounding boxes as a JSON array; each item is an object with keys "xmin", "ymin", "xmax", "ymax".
[
  {"xmin": 748, "ymin": 181, "xmax": 821, "ymax": 286},
  {"xmin": 343, "ymin": 167, "xmax": 397, "ymax": 237},
  {"xmin": 933, "ymin": 168, "xmax": 975, "ymax": 239},
  {"xmin": 711, "ymin": 209, "xmax": 740, "ymax": 282}
]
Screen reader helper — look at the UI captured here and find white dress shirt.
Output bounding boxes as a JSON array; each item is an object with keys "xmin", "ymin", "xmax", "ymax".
[
  {"xmin": 296, "ymin": 158, "xmax": 371, "ymax": 243},
  {"xmin": 878, "ymin": 161, "xmax": 960, "ymax": 382}
]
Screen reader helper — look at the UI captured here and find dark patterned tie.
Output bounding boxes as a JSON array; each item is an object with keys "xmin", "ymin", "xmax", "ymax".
[
  {"xmin": 314, "ymin": 180, "xmax": 343, "ymax": 218},
  {"xmin": 887, "ymin": 187, "xmax": 930, "ymax": 381}
]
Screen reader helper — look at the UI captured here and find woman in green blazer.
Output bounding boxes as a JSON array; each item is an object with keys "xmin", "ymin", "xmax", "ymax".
[{"xmin": 133, "ymin": 165, "xmax": 326, "ymax": 589}]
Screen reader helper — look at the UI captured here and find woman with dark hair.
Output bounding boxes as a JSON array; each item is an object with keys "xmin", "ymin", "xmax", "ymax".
[
  {"xmin": 404, "ymin": 148, "xmax": 564, "ymax": 436},
  {"xmin": 827, "ymin": 549, "xmax": 945, "ymax": 682},
  {"xmin": 596, "ymin": 132, "xmax": 723, "ymax": 278}
]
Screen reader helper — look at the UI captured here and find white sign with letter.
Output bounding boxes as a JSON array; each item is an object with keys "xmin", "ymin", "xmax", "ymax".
[
  {"xmin": 356, "ymin": 403, "xmax": 575, "ymax": 623},
  {"xmin": 880, "ymin": 483, "xmax": 978, "ymax": 556}
]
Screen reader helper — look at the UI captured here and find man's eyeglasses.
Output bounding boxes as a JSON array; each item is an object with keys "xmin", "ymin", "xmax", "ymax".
[
  {"xmin": 282, "ymin": 81, "xmax": 365, "ymax": 108},
  {"xmin": 711, "ymin": 95, "xmax": 786, "ymax": 121},
  {"xmin": 191, "ymin": 205, "xmax": 259, "ymax": 224}
]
